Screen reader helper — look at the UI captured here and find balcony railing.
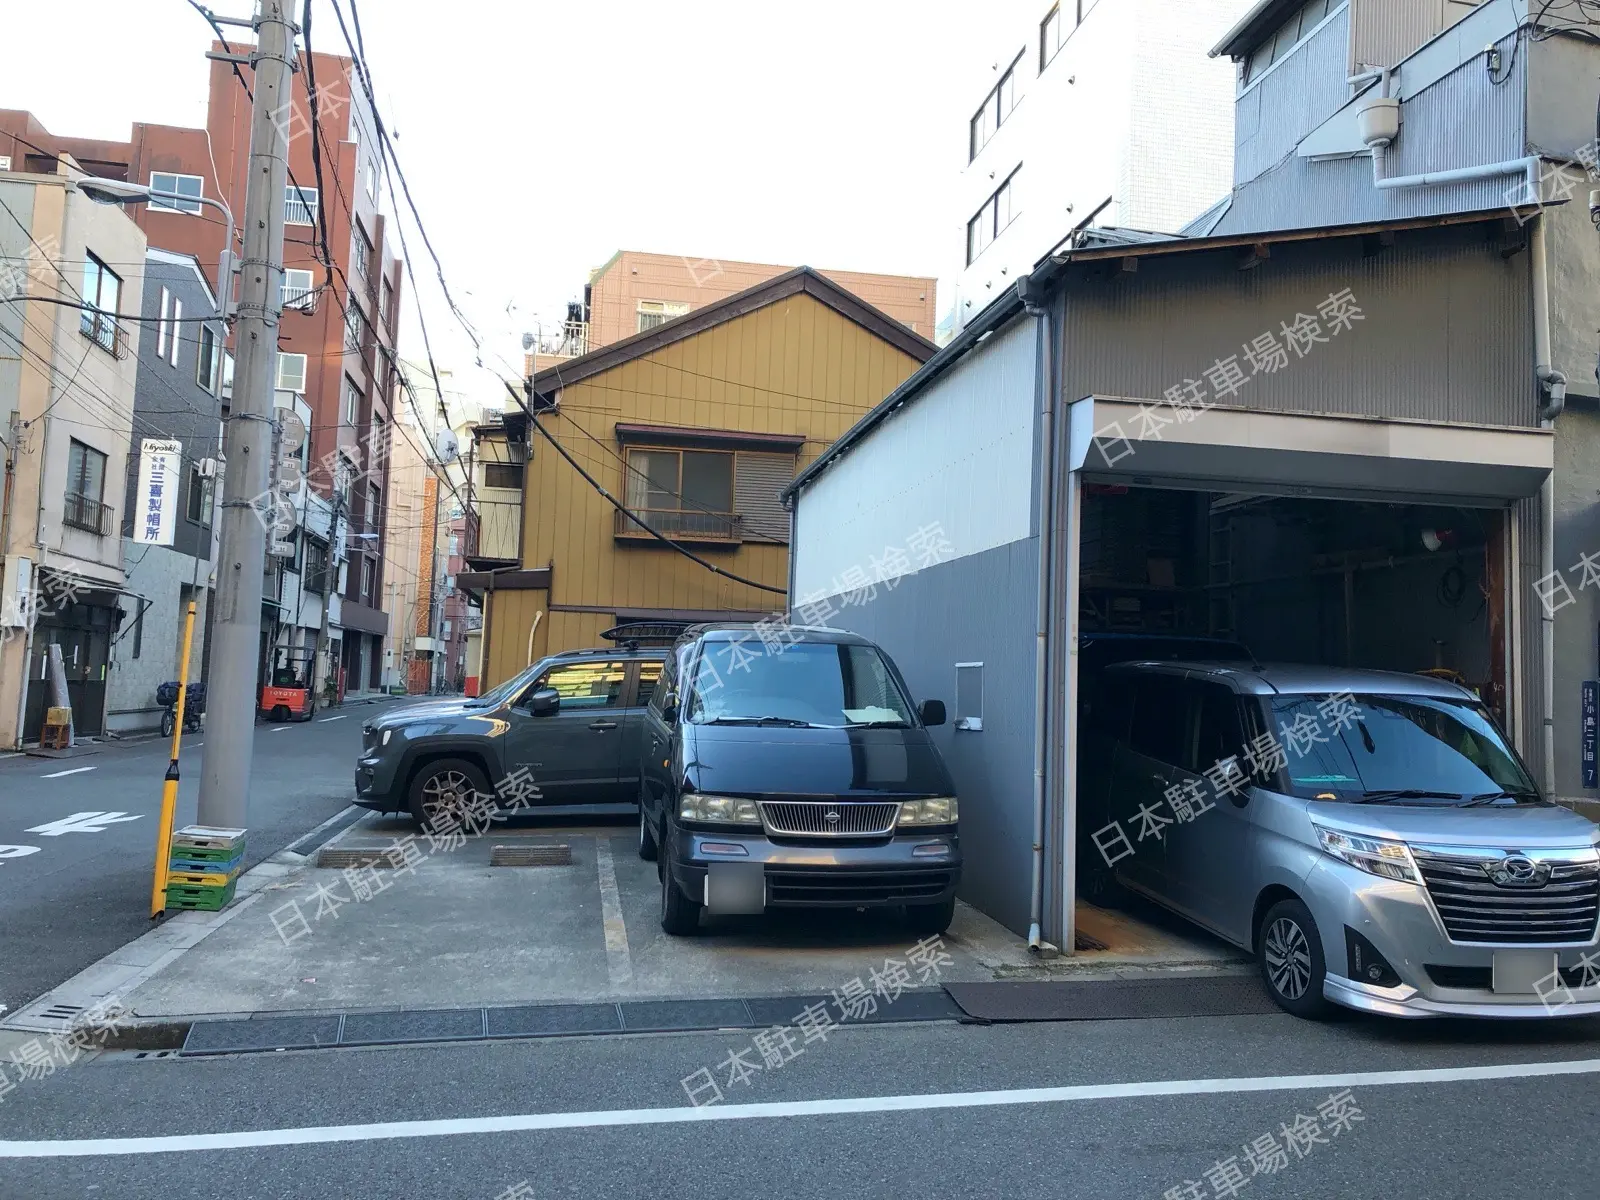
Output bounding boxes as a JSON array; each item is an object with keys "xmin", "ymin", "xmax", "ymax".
[
  {"xmin": 79, "ymin": 309, "xmax": 128, "ymax": 359},
  {"xmin": 62, "ymin": 492, "xmax": 112, "ymax": 536},
  {"xmin": 615, "ymin": 507, "xmax": 742, "ymax": 541}
]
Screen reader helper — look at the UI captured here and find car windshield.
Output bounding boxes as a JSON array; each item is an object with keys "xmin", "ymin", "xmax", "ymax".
[
  {"xmin": 684, "ymin": 640, "xmax": 916, "ymax": 728},
  {"xmin": 472, "ymin": 662, "xmax": 542, "ymax": 707},
  {"xmin": 1261, "ymin": 692, "xmax": 1540, "ymax": 805}
]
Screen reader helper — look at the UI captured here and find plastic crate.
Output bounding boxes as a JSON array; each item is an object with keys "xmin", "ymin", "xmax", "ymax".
[
  {"xmin": 163, "ymin": 880, "xmax": 237, "ymax": 912},
  {"xmin": 171, "ymin": 826, "xmax": 247, "ymax": 853},
  {"xmin": 166, "ymin": 869, "xmax": 236, "ymax": 888}
]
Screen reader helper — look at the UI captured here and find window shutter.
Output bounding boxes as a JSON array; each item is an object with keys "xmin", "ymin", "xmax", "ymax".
[{"xmin": 734, "ymin": 452, "xmax": 795, "ymax": 543}]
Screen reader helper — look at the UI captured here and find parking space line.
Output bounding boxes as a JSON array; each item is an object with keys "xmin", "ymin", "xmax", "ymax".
[
  {"xmin": 269, "ymin": 727, "xmax": 290, "ymax": 733},
  {"xmin": 594, "ymin": 836, "xmax": 633, "ymax": 989},
  {"xmin": 8, "ymin": 1057, "xmax": 1600, "ymax": 1158},
  {"xmin": 41, "ymin": 767, "xmax": 96, "ymax": 779},
  {"xmin": 318, "ymin": 715, "xmax": 347, "ymax": 723}
]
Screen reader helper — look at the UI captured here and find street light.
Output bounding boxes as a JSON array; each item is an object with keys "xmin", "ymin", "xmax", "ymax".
[{"xmin": 75, "ymin": 178, "xmax": 236, "ymax": 320}]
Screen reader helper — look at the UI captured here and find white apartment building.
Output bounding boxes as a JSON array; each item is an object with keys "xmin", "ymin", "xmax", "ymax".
[{"xmin": 951, "ymin": 0, "xmax": 1253, "ymax": 333}]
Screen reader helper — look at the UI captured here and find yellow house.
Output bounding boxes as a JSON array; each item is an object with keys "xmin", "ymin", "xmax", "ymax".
[{"xmin": 464, "ymin": 267, "xmax": 935, "ymax": 689}]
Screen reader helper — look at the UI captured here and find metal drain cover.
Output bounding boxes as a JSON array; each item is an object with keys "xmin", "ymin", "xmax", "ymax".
[
  {"xmin": 316, "ymin": 847, "xmax": 395, "ymax": 869},
  {"xmin": 490, "ymin": 844, "xmax": 572, "ymax": 867}
]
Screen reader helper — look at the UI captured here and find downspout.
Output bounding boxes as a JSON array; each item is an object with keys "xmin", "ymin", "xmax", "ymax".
[
  {"xmin": 1019, "ymin": 272, "xmax": 1056, "ymax": 953},
  {"xmin": 1532, "ymin": 217, "xmax": 1566, "ymax": 799}
]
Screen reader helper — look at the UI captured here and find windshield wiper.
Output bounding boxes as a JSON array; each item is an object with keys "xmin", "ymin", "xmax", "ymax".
[
  {"xmin": 1463, "ymin": 789, "xmax": 1543, "ymax": 807},
  {"xmin": 702, "ymin": 715, "xmax": 819, "ymax": 727},
  {"xmin": 1354, "ymin": 789, "xmax": 1466, "ymax": 804}
]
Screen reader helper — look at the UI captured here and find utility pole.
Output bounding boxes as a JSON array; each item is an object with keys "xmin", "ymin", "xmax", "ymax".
[{"xmin": 197, "ymin": 0, "xmax": 295, "ymax": 829}]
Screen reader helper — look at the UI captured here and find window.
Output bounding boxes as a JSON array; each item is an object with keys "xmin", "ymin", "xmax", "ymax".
[
  {"xmin": 380, "ymin": 279, "xmax": 394, "ymax": 326},
  {"xmin": 484, "ymin": 461, "xmax": 523, "ymax": 490},
  {"xmin": 276, "ymin": 351, "xmax": 308, "ymax": 393},
  {"xmin": 624, "ymin": 447, "xmax": 736, "ymax": 537},
  {"xmin": 1129, "ymin": 676, "xmax": 1194, "ymax": 769},
  {"xmin": 79, "ymin": 253, "xmax": 120, "ymax": 353},
  {"xmin": 1041, "ymin": 4, "xmax": 1065, "ymax": 68},
  {"xmin": 969, "ymin": 52, "xmax": 1022, "ymax": 160},
  {"xmin": 303, "ymin": 537, "xmax": 329, "ymax": 594},
  {"xmin": 686, "ymin": 641, "xmax": 914, "ymax": 726},
  {"xmin": 352, "ymin": 223, "xmax": 373, "ymax": 283},
  {"xmin": 370, "ymin": 414, "xmax": 386, "ymax": 470},
  {"xmin": 1195, "ymin": 682, "xmax": 1246, "ymax": 772},
  {"xmin": 156, "ymin": 287, "xmax": 170, "ymax": 359},
  {"xmin": 636, "ymin": 299, "xmax": 690, "ymax": 333},
  {"xmin": 197, "ymin": 324, "xmax": 219, "ymax": 393},
  {"xmin": 344, "ymin": 376, "xmax": 362, "ymax": 426},
  {"xmin": 955, "ymin": 662, "xmax": 984, "ymax": 731},
  {"xmin": 360, "ymin": 557, "xmax": 375, "ymax": 602},
  {"xmin": 221, "ymin": 350, "xmax": 235, "ymax": 401},
  {"xmin": 64, "ymin": 439, "xmax": 108, "ymax": 534},
  {"xmin": 186, "ymin": 464, "xmax": 215, "ymax": 525},
  {"xmin": 366, "ymin": 483, "xmax": 380, "ymax": 529},
  {"xmin": 282, "ymin": 268, "xmax": 315, "ymax": 310},
  {"xmin": 527, "ymin": 660, "xmax": 628, "ymax": 710},
  {"xmin": 1243, "ymin": 0, "xmax": 1332, "ymax": 87},
  {"xmin": 344, "ymin": 303, "xmax": 365, "ymax": 353},
  {"xmin": 168, "ymin": 297, "xmax": 182, "ymax": 366},
  {"xmin": 966, "ymin": 167, "xmax": 1020, "ymax": 264},
  {"xmin": 635, "ymin": 660, "xmax": 663, "ymax": 708},
  {"xmin": 285, "ymin": 185, "xmax": 317, "ymax": 226},
  {"xmin": 149, "ymin": 172, "xmax": 204, "ymax": 215},
  {"xmin": 364, "ymin": 157, "xmax": 378, "ymax": 202}
]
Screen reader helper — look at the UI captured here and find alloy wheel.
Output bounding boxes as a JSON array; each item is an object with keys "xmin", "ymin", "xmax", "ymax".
[
  {"xmin": 420, "ymin": 769, "xmax": 473, "ymax": 828},
  {"xmin": 1263, "ymin": 915, "xmax": 1312, "ymax": 1000}
]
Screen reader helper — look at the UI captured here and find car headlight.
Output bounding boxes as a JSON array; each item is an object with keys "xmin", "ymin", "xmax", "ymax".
[
  {"xmin": 679, "ymin": 792, "xmax": 761, "ymax": 825},
  {"xmin": 1314, "ymin": 824, "xmax": 1421, "ymax": 884},
  {"xmin": 381, "ymin": 729, "xmax": 392, "ymax": 746},
  {"xmin": 897, "ymin": 796, "xmax": 959, "ymax": 826}
]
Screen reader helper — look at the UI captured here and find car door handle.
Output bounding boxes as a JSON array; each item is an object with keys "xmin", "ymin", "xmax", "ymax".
[
  {"xmin": 1151, "ymin": 774, "xmax": 1167, "ymax": 784},
  {"xmin": 589, "ymin": 720, "xmax": 618, "ymax": 731}
]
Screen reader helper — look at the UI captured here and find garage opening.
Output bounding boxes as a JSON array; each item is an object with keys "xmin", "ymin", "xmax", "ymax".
[{"xmin": 1069, "ymin": 482, "xmax": 1511, "ymax": 956}]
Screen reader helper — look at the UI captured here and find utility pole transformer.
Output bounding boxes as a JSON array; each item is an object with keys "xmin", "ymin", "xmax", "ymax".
[{"xmin": 197, "ymin": 0, "xmax": 296, "ymax": 828}]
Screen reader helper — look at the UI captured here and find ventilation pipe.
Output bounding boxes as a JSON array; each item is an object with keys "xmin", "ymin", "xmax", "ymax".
[
  {"xmin": 1018, "ymin": 271, "xmax": 1056, "ymax": 954},
  {"xmin": 1357, "ymin": 70, "xmax": 1539, "ymax": 198}
]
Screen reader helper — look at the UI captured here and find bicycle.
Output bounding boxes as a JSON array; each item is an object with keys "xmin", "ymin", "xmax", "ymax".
[{"xmin": 157, "ymin": 681, "xmax": 206, "ymax": 739}]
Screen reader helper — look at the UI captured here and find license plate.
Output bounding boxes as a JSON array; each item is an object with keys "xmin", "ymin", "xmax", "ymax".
[{"xmin": 1491, "ymin": 950, "xmax": 1559, "ymax": 994}]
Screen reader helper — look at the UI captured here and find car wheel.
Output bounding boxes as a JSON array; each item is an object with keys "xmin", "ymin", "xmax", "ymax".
[
  {"xmin": 659, "ymin": 830, "xmax": 702, "ymax": 936},
  {"xmin": 408, "ymin": 757, "xmax": 491, "ymax": 831},
  {"xmin": 637, "ymin": 788, "xmax": 658, "ymax": 862},
  {"xmin": 1258, "ymin": 897, "xmax": 1333, "ymax": 1020},
  {"xmin": 904, "ymin": 896, "xmax": 956, "ymax": 936},
  {"xmin": 299, "ymin": 702, "xmax": 316, "ymax": 723}
]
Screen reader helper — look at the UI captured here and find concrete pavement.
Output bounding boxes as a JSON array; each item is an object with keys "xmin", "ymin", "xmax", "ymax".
[{"xmin": 0, "ymin": 699, "xmax": 399, "ymax": 1018}]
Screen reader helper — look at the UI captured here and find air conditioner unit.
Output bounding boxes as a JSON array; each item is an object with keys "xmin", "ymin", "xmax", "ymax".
[{"xmin": 196, "ymin": 458, "xmax": 218, "ymax": 478}]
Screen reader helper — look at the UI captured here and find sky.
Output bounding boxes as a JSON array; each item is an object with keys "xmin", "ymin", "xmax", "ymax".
[{"xmin": 2, "ymin": 0, "xmax": 1035, "ymax": 412}]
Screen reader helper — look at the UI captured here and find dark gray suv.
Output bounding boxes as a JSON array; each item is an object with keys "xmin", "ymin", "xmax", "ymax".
[{"xmin": 355, "ymin": 647, "xmax": 665, "ymax": 826}]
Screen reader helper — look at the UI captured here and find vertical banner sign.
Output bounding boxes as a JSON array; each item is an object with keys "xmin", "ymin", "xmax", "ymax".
[
  {"xmin": 1583, "ymin": 682, "xmax": 1598, "ymax": 790},
  {"xmin": 134, "ymin": 438, "xmax": 182, "ymax": 546},
  {"xmin": 269, "ymin": 409, "xmax": 306, "ymax": 556}
]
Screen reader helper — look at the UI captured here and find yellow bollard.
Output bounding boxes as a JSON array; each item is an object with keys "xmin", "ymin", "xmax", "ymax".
[{"xmin": 150, "ymin": 601, "xmax": 198, "ymax": 918}]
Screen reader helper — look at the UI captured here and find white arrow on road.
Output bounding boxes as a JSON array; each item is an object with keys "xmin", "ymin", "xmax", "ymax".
[{"xmin": 24, "ymin": 812, "xmax": 145, "ymax": 836}]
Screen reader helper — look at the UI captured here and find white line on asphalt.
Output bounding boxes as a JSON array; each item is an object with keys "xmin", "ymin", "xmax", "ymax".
[
  {"xmin": 269, "ymin": 727, "xmax": 289, "ymax": 733},
  {"xmin": 7, "ymin": 1057, "xmax": 1600, "ymax": 1158},
  {"xmin": 594, "ymin": 837, "xmax": 633, "ymax": 988},
  {"xmin": 40, "ymin": 767, "xmax": 95, "ymax": 779},
  {"xmin": 318, "ymin": 716, "xmax": 347, "ymax": 723}
]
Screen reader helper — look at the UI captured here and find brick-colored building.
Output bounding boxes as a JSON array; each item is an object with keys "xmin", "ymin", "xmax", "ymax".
[{"xmin": 1, "ymin": 40, "xmax": 403, "ymax": 696}]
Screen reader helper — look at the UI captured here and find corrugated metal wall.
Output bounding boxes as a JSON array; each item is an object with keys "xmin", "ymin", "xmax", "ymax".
[
  {"xmin": 1060, "ymin": 222, "xmax": 1535, "ymax": 428},
  {"xmin": 1216, "ymin": 29, "xmax": 1526, "ymax": 235},
  {"xmin": 1348, "ymin": 0, "xmax": 1439, "ymax": 75},
  {"xmin": 1234, "ymin": 3, "xmax": 1353, "ymax": 186},
  {"xmin": 792, "ymin": 314, "xmax": 1039, "ymax": 600}
]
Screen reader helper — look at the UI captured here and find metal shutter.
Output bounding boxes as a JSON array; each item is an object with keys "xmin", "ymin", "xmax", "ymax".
[{"xmin": 735, "ymin": 452, "xmax": 795, "ymax": 543}]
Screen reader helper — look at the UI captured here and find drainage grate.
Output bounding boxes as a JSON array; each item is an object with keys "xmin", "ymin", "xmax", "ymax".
[
  {"xmin": 490, "ymin": 844, "xmax": 572, "ymax": 867},
  {"xmin": 38, "ymin": 1003, "xmax": 86, "ymax": 1022},
  {"xmin": 132, "ymin": 1049, "xmax": 179, "ymax": 1060},
  {"xmin": 316, "ymin": 847, "xmax": 396, "ymax": 869}
]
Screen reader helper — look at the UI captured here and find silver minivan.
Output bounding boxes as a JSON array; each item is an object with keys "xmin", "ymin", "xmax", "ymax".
[{"xmin": 1085, "ymin": 661, "xmax": 1600, "ymax": 1019}]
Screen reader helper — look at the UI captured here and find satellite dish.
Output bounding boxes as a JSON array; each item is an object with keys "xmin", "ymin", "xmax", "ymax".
[
  {"xmin": 435, "ymin": 428, "xmax": 460, "ymax": 464},
  {"xmin": 521, "ymin": 332, "xmax": 535, "ymax": 351}
]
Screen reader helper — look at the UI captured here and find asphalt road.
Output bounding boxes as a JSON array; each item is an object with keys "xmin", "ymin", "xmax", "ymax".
[
  {"xmin": 3, "ymin": 1008, "xmax": 1599, "ymax": 1198},
  {"xmin": 0, "ymin": 701, "xmax": 397, "ymax": 1015}
]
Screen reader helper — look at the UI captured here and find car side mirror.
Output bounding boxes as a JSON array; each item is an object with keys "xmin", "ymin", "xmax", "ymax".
[
  {"xmin": 528, "ymin": 687, "xmax": 560, "ymax": 717},
  {"xmin": 919, "ymin": 699, "xmax": 947, "ymax": 728},
  {"xmin": 661, "ymin": 690, "xmax": 679, "ymax": 723}
]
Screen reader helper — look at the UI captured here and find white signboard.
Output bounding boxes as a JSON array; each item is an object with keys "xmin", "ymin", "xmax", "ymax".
[
  {"xmin": 133, "ymin": 438, "xmax": 183, "ymax": 546},
  {"xmin": 269, "ymin": 409, "xmax": 307, "ymax": 557}
]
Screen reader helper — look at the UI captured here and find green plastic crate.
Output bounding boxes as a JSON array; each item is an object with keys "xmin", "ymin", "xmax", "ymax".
[{"xmin": 163, "ymin": 879, "xmax": 237, "ymax": 912}]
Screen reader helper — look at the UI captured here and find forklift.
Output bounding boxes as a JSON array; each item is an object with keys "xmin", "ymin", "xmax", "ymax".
[{"xmin": 260, "ymin": 646, "xmax": 318, "ymax": 722}]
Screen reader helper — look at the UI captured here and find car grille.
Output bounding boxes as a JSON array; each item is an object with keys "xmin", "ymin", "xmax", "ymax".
[
  {"xmin": 759, "ymin": 800, "xmax": 899, "ymax": 838},
  {"xmin": 764, "ymin": 866, "xmax": 954, "ymax": 906},
  {"xmin": 1412, "ymin": 846, "xmax": 1600, "ymax": 945},
  {"xmin": 1424, "ymin": 963, "xmax": 1595, "ymax": 990}
]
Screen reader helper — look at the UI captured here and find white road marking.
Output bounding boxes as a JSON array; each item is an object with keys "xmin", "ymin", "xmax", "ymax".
[
  {"xmin": 41, "ymin": 766, "xmax": 96, "ymax": 779},
  {"xmin": 269, "ymin": 727, "xmax": 290, "ymax": 733},
  {"xmin": 24, "ymin": 812, "xmax": 143, "ymax": 836},
  {"xmin": 594, "ymin": 836, "xmax": 633, "ymax": 988},
  {"xmin": 318, "ymin": 716, "xmax": 347, "ymax": 723},
  {"xmin": 6, "ymin": 1057, "xmax": 1600, "ymax": 1158}
]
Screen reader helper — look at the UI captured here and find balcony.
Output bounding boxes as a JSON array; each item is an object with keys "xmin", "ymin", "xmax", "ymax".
[
  {"xmin": 62, "ymin": 492, "xmax": 113, "ymax": 536},
  {"xmin": 614, "ymin": 507, "xmax": 743, "ymax": 544},
  {"xmin": 78, "ymin": 310, "xmax": 128, "ymax": 359}
]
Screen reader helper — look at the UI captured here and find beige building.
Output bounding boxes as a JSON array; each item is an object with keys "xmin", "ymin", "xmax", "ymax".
[
  {"xmin": 1, "ymin": 161, "xmax": 147, "ymax": 745},
  {"xmin": 529, "ymin": 250, "xmax": 937, "ymax": 374}
]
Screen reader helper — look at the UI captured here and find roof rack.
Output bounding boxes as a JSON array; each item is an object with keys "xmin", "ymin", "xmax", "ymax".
[{"xmin": 600, "ymin": 621, "xmax": 690, "ymax": 648}]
